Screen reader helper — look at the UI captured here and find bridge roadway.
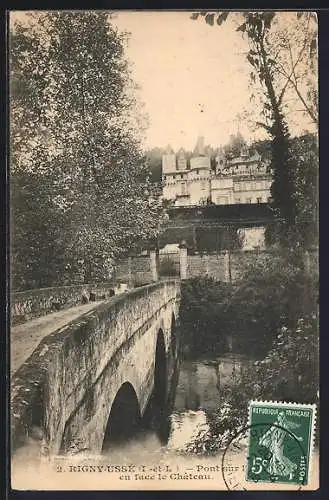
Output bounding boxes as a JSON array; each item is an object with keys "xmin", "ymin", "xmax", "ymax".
[{"xmin": 11, "ymin": 301, "xmax": 104, "ymax": 376}]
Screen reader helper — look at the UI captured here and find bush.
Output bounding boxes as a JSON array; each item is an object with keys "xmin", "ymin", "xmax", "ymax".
[
  {"xmin": 179, "ymin": 315, "xmax": 319, "ymax": 456},
  {"xmin": 179, "ymin": 277, "xmax": 233, "ymax": 358},
  {"xmin": 223, "ymin": 251, "xmax": 318, "ymax": 355},
  {"xmin": 179, "ymin": 252, "xmax": 318, "ymax": 358},
  {"xmin": 249, "ymin": 315, "xmax": 319, "ymax": 404},
  {"xmin": 176, "ymin": 251, "xmax": 318, "ymax": 455}
]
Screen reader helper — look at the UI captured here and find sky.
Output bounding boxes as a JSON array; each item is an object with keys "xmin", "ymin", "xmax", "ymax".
[
  {"xmin": 111, "ymin": 11, "xmax": 317, "ymax": 151},
  {"xmin": 11, "ymin": 11, "xmax": 317, "ymax": 153},
  {"xmin": 112, "ymin": 11, "xmax": 254, "ymax": 151}
]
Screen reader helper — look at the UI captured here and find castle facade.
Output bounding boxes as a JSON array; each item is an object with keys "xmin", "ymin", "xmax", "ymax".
[{"xmin": 162, "ymin": 136, "xmax": 272, "ymax": 207}]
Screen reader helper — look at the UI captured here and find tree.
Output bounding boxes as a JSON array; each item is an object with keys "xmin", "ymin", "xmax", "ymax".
[
  {"xmin": 223, "ymin": 132, "xmax": 247, "ymax": 159},
  {"xmin": 268, "ymin": 12, "xmax": 318, "ymax": 126},
  {"xmin": 10, "ymin": 12, "xmax": 164, "ymax": 288},
  {"xmin": 223, "ymin": 251, "xmax": 313, "ymax": 353},
  {"xmin": 180, "ymin": 277, "xmax": 233, "ymax": 357},
  {"xmin": 191, "ymin": 12, "xmax": 317, "ymax": 127},
  {"xmin": 145, "ymin": 147, "xmax": 166, "ymax": 183},
  {"xmin": 11, "ymin": 167, "xmax": 66, "ymax": 289},
  {"xmin": 289, "ymin": 133, "xmax": 318, "ymax": 248},
  {"xmin": 191, "ymin": 11, "xmax": 318, "ymax": 248}
]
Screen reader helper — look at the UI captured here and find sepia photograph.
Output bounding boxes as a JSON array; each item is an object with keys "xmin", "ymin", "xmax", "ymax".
[{"xmin": 9, "ymin": 10, "xmax": 319, "ymax": 491}]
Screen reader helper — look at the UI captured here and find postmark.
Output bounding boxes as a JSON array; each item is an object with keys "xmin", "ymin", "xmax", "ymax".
[{"xmin": 221, "ymin": 401, "xmax": 316, "ymax": 490}]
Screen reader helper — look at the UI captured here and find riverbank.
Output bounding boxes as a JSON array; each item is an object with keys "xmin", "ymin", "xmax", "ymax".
[{"xmin": 177, "ymin": 249, "xmax": 319, "ymax": 449}]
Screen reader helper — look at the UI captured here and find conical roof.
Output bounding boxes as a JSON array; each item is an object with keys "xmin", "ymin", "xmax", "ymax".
[
  {"xmin": 165, "ymin": 144, "xmax": 174, "ymax": 154},
  {"xmin": 194, "ymin": 136, "xmax": 205, "ymax": 156}
]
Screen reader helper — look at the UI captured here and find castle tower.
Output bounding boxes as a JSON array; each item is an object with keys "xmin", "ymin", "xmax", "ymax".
[
  {"xmin": 240, "ymin": 143, "xmax": 249, "ymax": 158},
  {"xmin": 193, "ymin": 135, "xmax": 206, "ymax": 156},
  {"xmin": 162, "ymin": 145, "xmax": 190, "ymax": 206},
  {"xmin": 165, "ymin": 144, "xmax": 174, "ymax": 154},
  {"xmin": 162, "ymin": 144, "xmax": 176, "ymax": 174},
  {"xmin": 177, "ymin": 148, "xmax": 187, "ymax": 171},
  {"xmin": 189, "ymin": 136, "xmax": 211, "ymax": 205},
  {"xmin": 215, "ymin": 147, "xmax": 227, "ymax": 175}
]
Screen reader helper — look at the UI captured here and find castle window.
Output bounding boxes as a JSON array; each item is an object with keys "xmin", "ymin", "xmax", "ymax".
[
  {"xmin": 180, "ymin": 174, "xmax": 184, "ymax": 179},
  {"xmin": 217, "ymin": 196, "xmax": 228, "ymax": 205},
  {"xmin": 173, "ymin": 174, "xmax": 176, "ymax": 179},
  {"xmin": 196, "ymin": 169, "xmax": 199, "ymax": 175}
]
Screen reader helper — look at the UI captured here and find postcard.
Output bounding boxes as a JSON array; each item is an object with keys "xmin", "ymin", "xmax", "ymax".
[{"xmin": 9, "ymin": 10, "xmax": 319, "ymax": 491}]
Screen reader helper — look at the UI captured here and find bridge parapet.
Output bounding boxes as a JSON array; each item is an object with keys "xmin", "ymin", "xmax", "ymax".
[
  {"xmin": 11, "ymin": 279, "xmax": 181, "ymax": 456},
  {"xmin": 11, "ymin": 282, "xmax": 117, "ymax": 325}
]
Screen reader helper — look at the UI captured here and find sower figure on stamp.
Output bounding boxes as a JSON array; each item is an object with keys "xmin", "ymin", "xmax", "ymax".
[{"xmin": 258, "ymin": 412, "xmax": 303, "ymax": 480}]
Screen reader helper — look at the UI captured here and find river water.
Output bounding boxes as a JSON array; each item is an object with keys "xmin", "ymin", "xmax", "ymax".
[
  {"xmin": 11, "ymin": 352, "xmax": 319, "ymax": 490},
  {"xmin": 106, "ymin": 353, "xmax": 255, "ymax": 461}
]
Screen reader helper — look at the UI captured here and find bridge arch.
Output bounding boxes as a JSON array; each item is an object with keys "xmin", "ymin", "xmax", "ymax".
[
  {"xmin": 154, "ymin": 329, "xmax": 167, "ymax": 409},
  {"xmin": 11, "ymin": 280, "xmax": 181, "ymax": 457},
  {"xmin": 171, "ymin": 313, "xmax": 177, "ymax": 358},
  {"xmin": 101, "ymin": 382, "xmax": 141, "ymax": 453}
]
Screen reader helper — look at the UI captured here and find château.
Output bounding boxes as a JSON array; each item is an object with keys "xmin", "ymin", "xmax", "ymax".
[{"xmin": 162, "ymin": 136, "xmax": 272, "ymax": 207}]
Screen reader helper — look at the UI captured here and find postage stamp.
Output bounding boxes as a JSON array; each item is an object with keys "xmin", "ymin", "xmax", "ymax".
[{"xmin": 246, "ymin": 401, "xmax": 316, "ymax": 486}]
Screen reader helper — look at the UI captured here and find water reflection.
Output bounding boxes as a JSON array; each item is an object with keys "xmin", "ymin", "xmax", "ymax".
[
  {"xmin": 167, "ymin": 410, "xmax": 209, "ymax": 453},
  {"xmin": 167, "ymin": 354, "xmax": 254, "ymax": 453},
  {"xmin": 107, "ymin": 353, "xmax": 254, "ymax": 457},
  {"xmin": 174, "ymin": 354, "xmax": 252, "ymax": 412}
]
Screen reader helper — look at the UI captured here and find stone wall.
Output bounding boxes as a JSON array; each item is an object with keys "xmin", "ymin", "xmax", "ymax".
[
  {"xmin": 114, "ymin": 256, "xmax": 153, "ymax": 286},
  {"xmin": 113, "ymin": 247, "xmax": 319, "ymax": 287},
  {"xmin": 11, "ymin": 280, "xmax": 180, "ymax": 455},
  {"xmin": 230, "ymin": 250, "xmax": 265, "ymax": 282},
  {"xmin": 187, "ymin": 253, "xmax": 228, "ymax": 281},
  {"xmin": 114, "ymin": 249, "xmax": 282, "ymax": 285},
  {"xmin": 187, "ymin": 249, "xmax": 318, "ymax": 283},
  {"xmin": 11, "ymin": 283, "xmax": 116, "ymax": 325},
  {"xmin": 114, "ymin": 249, "xmax": 303, "ymax": 285},
  {"xmin": 186, "ymin": 250, "xmax": 282, "ymax": 283}
]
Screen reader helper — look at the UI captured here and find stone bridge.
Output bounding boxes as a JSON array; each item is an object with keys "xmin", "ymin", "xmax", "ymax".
[{"xmin": 11, "ymin": 279, "xmax": 181, "ymax": 457}]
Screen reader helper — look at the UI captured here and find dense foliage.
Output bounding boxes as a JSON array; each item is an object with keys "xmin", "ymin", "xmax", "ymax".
[
  {"xmin": 180, "ymin": 277, "xmax": 233, "ymax": 358},
  {"xmin": 288, "ymin": 134, "xmax": 318, "ymax": 248},
  {"xmin": 180, "ymin": 250, "xmax": 317, "ymax": 358},
  {"xmin": 226, "ymin": 250, "xmax": 317, "ymax": 353},
  {"xmin": 179, "ymin": 254, "xmax": 318, "ymax": 454},
  {"xmin": 191, "ymin": 11, "xmax": 318, "ymax": 249},
  {"xmin": 265, "ymin": 132, "xmax": 318, "ymax": 248},
  {"xmin": 11, "ymin": 12, "xmax": 164, "ymax": 290}
]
